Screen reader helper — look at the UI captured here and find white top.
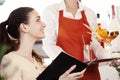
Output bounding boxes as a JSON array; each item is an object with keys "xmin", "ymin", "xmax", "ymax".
[
  {"xmin": 42, "ymin": 0, "xmax": 110, "ymax": 60},
  {"xmin": 0, "ymin": 52, "xmax": 45, "ymax": 80}
]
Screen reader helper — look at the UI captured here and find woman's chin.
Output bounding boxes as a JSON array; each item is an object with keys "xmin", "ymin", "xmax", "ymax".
[{"xmin": 37, "ymin": 36, "xmax": 45, "ymax": 40}]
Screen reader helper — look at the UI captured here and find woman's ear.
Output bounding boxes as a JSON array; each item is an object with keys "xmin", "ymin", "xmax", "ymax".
[{"xmin": 20, "ymin": 23, "xmax": 29, "ymax": 33}]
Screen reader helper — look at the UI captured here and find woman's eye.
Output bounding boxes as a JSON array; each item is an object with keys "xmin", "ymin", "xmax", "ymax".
[{"xmin": 36, "ymin": 19, "xmax": 40, "ymax": 22}]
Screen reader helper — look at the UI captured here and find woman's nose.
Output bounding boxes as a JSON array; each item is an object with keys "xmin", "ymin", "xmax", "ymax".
[{"xmin": 41, "ymin": 21, "xmax": 46, "ymax": 28}]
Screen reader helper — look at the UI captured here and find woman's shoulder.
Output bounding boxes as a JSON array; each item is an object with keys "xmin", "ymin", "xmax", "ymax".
[
  {"xmin": 81, "ymin": 6, "xmax": 96, "ymax": 20},
  {"xmin": 82, "ymin": 6, "xmax": 95, "ymax": 14},
  {"xmin": 2, "ymin": 52, "xmax": 17, "ymax": 60},
  {"xmin": 1, "ymin": 52, "xmax": 20, "ymax": 65}
]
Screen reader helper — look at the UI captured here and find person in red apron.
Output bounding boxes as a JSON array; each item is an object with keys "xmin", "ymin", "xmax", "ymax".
[
  {"xmin": 42, "ymin": 0, "xmax": 107, "ymax": 80},
  {"xmin": 56, "ymin": 10, "xmax": 100, "ymax": 80}
]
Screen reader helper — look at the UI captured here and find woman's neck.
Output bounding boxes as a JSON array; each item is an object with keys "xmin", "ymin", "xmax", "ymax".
[
  {"xmin": 17, "ymin": 35, "xmax": 36, "ymax": 58},
  {"xmin": 64, "ymin": 0, "xmax": 79, "ymax": 17}
]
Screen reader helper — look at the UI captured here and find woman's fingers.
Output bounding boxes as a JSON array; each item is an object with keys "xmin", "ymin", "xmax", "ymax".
[
  {"xmin": 68, "ymin": 68, "xmax": 86, "ymax": 78},
  {"xmin": 61, "ymin": 65, "xmax": 76, "ymax": 77},
  {"xmin": 80, "ymin": 68, "xmax": 86, "ymax": 74},
  {"xmin": 65, "ymin": 65, "xmax": 76, "ymax": 74},
  {"xmin": 59, "ymin": 65, "xmax": 86, "ymax": 80}
]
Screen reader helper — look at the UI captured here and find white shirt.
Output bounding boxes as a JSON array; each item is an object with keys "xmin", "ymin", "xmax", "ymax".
[{"xmin": 42, "ymin": 0, "xmax": 110, "ymax": 60}]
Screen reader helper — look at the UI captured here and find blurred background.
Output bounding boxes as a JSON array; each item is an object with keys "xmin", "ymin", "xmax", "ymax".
[
  {"xmin": 0, "ymin": 0, "xmax": 120, "ymax": 80},
  {"xmin": 0, "ymin": 0, "xmax": 120, "ymax": 57},
  {"xmin": 0, "ymin": 0, "xmax": 120, "ymax": 24}
]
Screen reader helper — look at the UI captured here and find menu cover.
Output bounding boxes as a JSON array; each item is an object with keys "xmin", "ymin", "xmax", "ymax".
[{"xmin": 37, "ymin": 52, "xmax": 96, "ymax": 80}]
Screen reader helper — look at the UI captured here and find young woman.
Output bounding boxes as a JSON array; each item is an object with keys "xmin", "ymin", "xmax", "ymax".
[
  {"xmin": 42, "ymin": 0, "xmax": 110, "ymax": 80},
  {"xmin": 0, "ymin": 7, "xmax": 85, "ymax": 80}
]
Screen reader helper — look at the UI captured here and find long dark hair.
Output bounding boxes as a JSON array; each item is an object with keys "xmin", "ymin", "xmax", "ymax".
[{"xmin": 0, "ymin": 7, "xmax": 42, "ymax": 62}]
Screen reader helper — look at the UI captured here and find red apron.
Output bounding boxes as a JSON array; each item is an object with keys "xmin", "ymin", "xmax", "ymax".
[{"xmin": 57, "ymin": 10, "xmax": 100, "ymax": 80}]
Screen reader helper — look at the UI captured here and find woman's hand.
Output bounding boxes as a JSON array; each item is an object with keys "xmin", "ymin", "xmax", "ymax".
[{"xmin": 59, "ymin": 65, "xmax": 86, "ymax": 80}]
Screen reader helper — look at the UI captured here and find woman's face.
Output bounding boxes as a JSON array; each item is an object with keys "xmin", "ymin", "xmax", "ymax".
[{"xmin": 26, "ymin": 10, "xmax": 46, "ymax": 40}]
